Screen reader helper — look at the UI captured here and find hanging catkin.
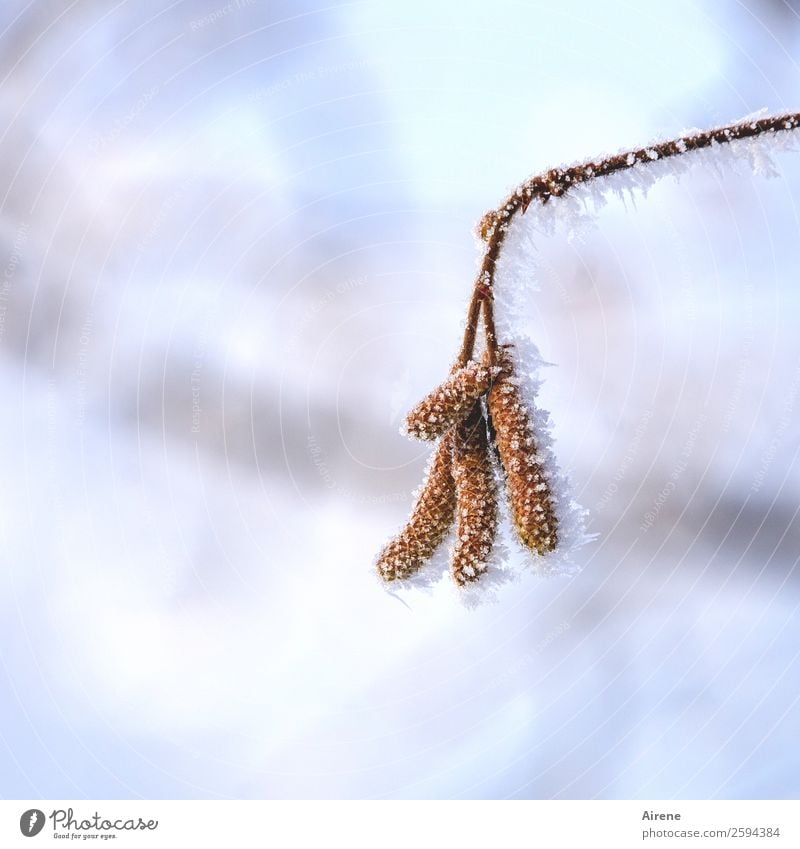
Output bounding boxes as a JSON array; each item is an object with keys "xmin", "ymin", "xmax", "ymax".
[
  {"xmin": 487, "ymin": 351, "xmax": 558, "ymax": 555},
  {"xmin": 404, "ymin": 359, "xmax": 500, "ymax": 441},
  {"xmin": 374, "ymin": 113, "xmax": 800, "ymax": 586},
  {"xmin": 450, "ymin": 403, "xmax": 497, "ymax": 585},
  {"xmin": 376, "ymin": 432, "xmax": 457, "ymax": 581}
]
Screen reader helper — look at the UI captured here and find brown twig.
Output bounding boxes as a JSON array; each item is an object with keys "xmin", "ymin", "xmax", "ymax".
[
  {"xmin": 457, "ymin": 225, "xmax": 503, "ymax": 366},
  {"xmin": 460, "ymin": 111, "xmax": 800, "ymax": 362}
]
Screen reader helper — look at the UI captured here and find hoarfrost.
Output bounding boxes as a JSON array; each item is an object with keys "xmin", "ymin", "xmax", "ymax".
[{"xmin": 383, "ymin": 117, "xmax": 800, "ymax": 603}]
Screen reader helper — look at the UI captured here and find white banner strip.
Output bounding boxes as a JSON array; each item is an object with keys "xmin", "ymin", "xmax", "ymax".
[{"xmin": 2, "ymin": 800, "xmax": 798, "ymax": 848}]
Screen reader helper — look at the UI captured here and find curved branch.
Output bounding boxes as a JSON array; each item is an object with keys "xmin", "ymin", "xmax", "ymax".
[{"xmin": 460, "ymin": 111, "xmax": 800, "ymax": 361}]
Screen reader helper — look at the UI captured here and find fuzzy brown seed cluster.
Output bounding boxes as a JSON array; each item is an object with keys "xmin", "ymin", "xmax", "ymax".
[
  {"xmin": 377, "ymin": 112, "xmax": 800, "ymax": 589},
  {"xmin": 376, "ymin": 432, "xmax": 456, "ymax": 581},
  {"xmin": 377, "ymin": 347, "xmax": 557, "ymax": 587},
  {"xmin": 451, "ymin": 404, "xmax": 497, "ymax": 586},
  {"xmin": 488, "ymin": 353, "xmax": 558, "ymax": 555},
  {"xmin": 404, "ymin": 359, "xmax": 499, "ymax": 441}
]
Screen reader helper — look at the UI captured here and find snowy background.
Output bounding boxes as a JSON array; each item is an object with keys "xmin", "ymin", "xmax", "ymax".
[{"xmin": 1, "ymin": 0, "xmax": 799, "ymax": 799}]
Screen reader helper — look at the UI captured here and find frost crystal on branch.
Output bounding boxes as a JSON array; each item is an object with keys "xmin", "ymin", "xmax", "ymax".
[
  {"xmin": 451, "ymin": 404, "xmax": 498, "ymax": 586},
  {"xmin": 479, "ymin": 112, "xmax": 800, "ymax": 240}
]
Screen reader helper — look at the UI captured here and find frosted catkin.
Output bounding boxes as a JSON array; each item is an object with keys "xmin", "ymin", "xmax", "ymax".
[
  {"xmin": 450, "ymin": 404, "xmax": 497, "ymax": 586},
  {"xmin": 376, "ymin": 432, "xmax": 456, "ymax": 581},
  {"xmin": 488, "ymin": 352, "xmax": 558, "ymax": 555},
  {"xmin": 405, "ymin": 359, "xmax": 499, "ymax": 441},
  {"xmin": 375, "ymin": 113, "xmax": 800, "ymax": 585}
]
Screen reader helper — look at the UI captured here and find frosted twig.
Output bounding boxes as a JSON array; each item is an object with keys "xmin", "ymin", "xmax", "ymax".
[{"xmin": 461, "ymin": 111, "xmax": 800, "ymax": 365}]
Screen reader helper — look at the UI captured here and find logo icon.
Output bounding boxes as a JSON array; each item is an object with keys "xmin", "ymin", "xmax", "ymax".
[{"xmin": 19, "ymin": 809, "xmax": 45, "ymax": 837}]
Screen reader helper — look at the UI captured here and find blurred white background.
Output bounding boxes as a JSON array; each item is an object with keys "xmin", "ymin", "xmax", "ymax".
[{"xmin": 0, "ymin": 0, "xmax": 798, "ymax": 799}]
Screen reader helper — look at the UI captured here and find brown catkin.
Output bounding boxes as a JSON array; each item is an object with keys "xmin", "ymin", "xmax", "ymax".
[
  {"xmin": 376, "ymin": 432, "xmax": 457, "ymax": 581},
  {"xmin": 405, "ymin": 359, "xmax": 500, "ymax": 441},
  {"xmin": 451, "ymin": 403, "xmax": 497, "ymax": 586},
  {"xmin": 488, "ymin": 351, "xmax": 558, "ymax": 555}
]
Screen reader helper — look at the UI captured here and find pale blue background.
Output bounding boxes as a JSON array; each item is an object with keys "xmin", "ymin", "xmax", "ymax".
[{"xmin": 0, "ymin": 0, "xmax": 798, "ymax": 799}]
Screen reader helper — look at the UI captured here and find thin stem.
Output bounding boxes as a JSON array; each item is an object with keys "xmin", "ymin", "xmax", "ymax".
[
  {"xmin": 459, "ymin": 110, "xmax": 800, "ymax": 358},
  {"xmin": 482, "ymin": 290, "xmax": 497, "ymax": 368},
  {"xmin": 456, "ymin": 282, "xmax": 483, "ymax": 366},
  {"xmin": 457, "ymin": 225, "xmax": 502, "ymax": 366}
]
